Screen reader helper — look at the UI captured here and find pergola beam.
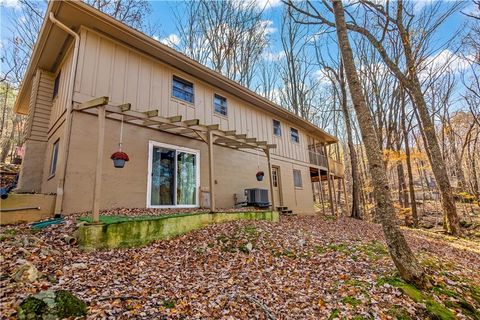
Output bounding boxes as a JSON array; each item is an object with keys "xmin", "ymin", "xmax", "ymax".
[{"xmin": 75, "ymin": 96, "xmax": 109, "ymax": 111}]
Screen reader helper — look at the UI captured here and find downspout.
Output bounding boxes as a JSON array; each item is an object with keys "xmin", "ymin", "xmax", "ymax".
[{"xmin": 49, "ymin": 13, "xmax": 80, "ymax": 215}]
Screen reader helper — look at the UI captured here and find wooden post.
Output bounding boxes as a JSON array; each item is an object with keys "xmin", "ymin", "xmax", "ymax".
[
  {"xmin": 319, "ymin": 175, "xmax": 326, "ymax": 215},
  {"xmin": 208, "ymin": 130, "xmax": 216, "ymax": 212},
  {"xmin": 342, "ymin": 178, "xmax": 349, "ymax": 215},
  {"xmin": 265, "ymin": 147, "xmax": 275, "ymax": 211},
  {"xmin": 324, "ymin": 144, "xmax": 335, "ymax": 216},
  {"xmin": 92, "ymin": 106, "xmax": 106, "ymax": 223}
]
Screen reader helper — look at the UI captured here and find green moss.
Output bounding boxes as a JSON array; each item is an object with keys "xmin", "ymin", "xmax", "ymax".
[
  {"xmin": 358, "ymin": 241, "xmax": 388, "ymax": 260},
  {"xmin": 17, "ymin": 297, "xmax": 48, "ymax": 320},
  {"xmin": 54, "ymin": 290, "xmax": 87, "ymax": 318},
  {"xmin": 315, "ymin": 245, "xmax": 326, "ymax": 254},
  {"xmin": 425, "ymin": 299, "xmax": 455, "ymax": 320},
  {"xmin": 341, "ymin": 296, "xmax": 361, "ymax": 307},
  {"xmin": 432, "ymin": 285, "xmax": 457, "ymax": 298},
  {"xmin": 388, "ymin": 305, "xmax": 412, "ymax": 320},
  {"xmin": 377, "ymin": 276, "xmax": 456, "ymax": 320},
  {"xmin": 328, "ymin": 308, "xmax": 340, "ymax": 320},
  {"xmin": 471, "ymin": 285, "xmax": 480, "ymax": 304},
  {"xmin": 327, "ymin": 243, "xmax": 351, "ymax": 253},
  {"xmin": 162, "ymin": 299, "xmax": 176, "ymax": 309}
]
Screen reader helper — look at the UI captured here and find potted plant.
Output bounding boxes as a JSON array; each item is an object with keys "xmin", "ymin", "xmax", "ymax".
[
  {"xmin": 111, "ymin": 151, "xmax": 129, "ymax": 168},
  {"xmin": 256, "ymin": 171, "xmax": 264, "ymax": 181}
]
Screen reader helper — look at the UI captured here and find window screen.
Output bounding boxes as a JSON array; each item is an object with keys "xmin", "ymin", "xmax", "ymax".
[
  {"xmin": 172, "ymin": 76, "xmax": 194, "ymax": 103},
  {"xmin": 214, "ymin": 94, "xmax": 227, "ymax": 116},
  {"xmin": 273, "ymin": 119, "xmax": 281, "ymax": 136},
  {"xmin": 291, "ymin": 128, "xmax": 299, "ymax": 143}
]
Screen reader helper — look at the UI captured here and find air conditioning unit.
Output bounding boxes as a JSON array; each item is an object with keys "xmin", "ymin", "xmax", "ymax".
[{"xmin": 245, "ymin": 188, "xmax": 269, "ymax": 208}]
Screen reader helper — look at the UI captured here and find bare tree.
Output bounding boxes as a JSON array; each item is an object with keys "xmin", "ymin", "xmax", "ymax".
[
  {"xmin": 173, "ymin": 0, "xmax": 270, "ymax": 88},
  {"xmin": 328, "ymin": 0, "xmax": 428, "ymax": 287}
]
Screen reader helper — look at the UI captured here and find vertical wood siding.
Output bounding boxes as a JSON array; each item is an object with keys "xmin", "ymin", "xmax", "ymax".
[
  {"xmin": 50, "ymin": 48, "xmax": 74, "ymax": 127},
  {"xmin": 74, "ymin": 28, "xmax": 311, "ymax": 163}
]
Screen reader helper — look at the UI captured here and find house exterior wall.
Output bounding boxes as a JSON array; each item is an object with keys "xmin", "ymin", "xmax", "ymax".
[
  {"xmin": 19, "ymin": 25, "xmax": 325, "ymax": 215},
  {"xmin": 72, "ymin": 28, "xmax": 311, "ymax": 162},
  {"xmin": 61, "ymin": 112, "xmax": 314, "ymax": 214}
]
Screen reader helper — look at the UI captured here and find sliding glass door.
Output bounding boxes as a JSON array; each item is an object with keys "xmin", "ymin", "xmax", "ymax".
[{"xmin": 148, "ymin": 142, "xmax": 199, "ymax": 208}]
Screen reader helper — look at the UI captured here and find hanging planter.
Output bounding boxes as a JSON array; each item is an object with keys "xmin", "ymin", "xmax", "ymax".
[
  {"xmin": 111, "ymin": 151, "xmax": 129, "ymax": 168},
  {"xmin": 256, "ymin": 171, "xmax": 264, "ymax": 181},
  {"xmin": 111, "ymin": 115, "xmax": 129, "ymax": 168}
]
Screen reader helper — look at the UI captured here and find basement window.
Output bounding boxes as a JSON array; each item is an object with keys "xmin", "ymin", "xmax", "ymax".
[
  {"xmin": 49, "ymin": 139, "xmax": 59, "ymax": 177},
  {"xmin": 172, "ymin": 76, "xmax": 194, "ymax": 103},
  {"xmin": 273, "ymin": 119, "xmax": 281, "ymax": 136},
  {"xmin": 53, "ymin": 72, "xmax": 61, "ymax": 99},
  {"xmin": 214, "ymin": 94, "xmax": 227, "ymax": 116},
  {"xmin": 290, "ymin": 127, "xmax": 299, "ymax": 143},
  {"xmin": 293, "ymin": 169, "xmax": 302, "ymax": 188}
]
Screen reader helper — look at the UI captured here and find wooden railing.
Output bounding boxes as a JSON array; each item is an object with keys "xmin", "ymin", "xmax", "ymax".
[
  {"xmin": 308, "ymin": 150, "xmax": 345, "ymax": 177},
  {"xmin": 328, "ymin": 158, "xmax": 345, "ymax": 177},
  {"xmin": 308, "ymin": 150, "xmax": 328, "ymax": 167}
]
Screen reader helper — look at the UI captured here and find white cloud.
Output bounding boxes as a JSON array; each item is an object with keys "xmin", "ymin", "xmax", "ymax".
[
  {"xmin": 313, "ymin": 69, "xmax": 332, "ymax": 85},
  {"xmin": 159, "ymin": 34, "xmax": 180, "ymax": 47},
  {"xmin": 260, "ymin": 20, "xmax": 277, "ymax": 35},
  {"xmin": 0, "ymin": 0, "xmax": 20, "ymax": 9},
  {"xmin": 423, "ymin": 49, "xmax": 471, "ymax": 73},
  {"xmin": 254, "ymin": 0, "xmax": 282, "ymax": 10},
  {"xmin": 262, "ymin": 51, "xmax": 285, "ymax": 61}
]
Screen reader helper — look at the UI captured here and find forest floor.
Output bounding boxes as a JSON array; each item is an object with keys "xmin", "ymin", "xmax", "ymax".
[{"xmin": 1, "ymin": 214, "xmax": 480, "ymax": 319}]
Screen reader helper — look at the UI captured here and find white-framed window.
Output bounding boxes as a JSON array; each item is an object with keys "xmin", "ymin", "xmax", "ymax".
[
  {"xmin": 273, "ymin": 119, "xmax": 281, "ymax": 137},
  {"xmin": 214, "ymin": 94, "xmax": 227, "ymax": 116},
  {"xmin": 147, "ymin": 141, "xmax": 200, "ymax": 208},
  {"xmin": 293, "ymin": 169, "xmax": 302, "ymax": 188},
  {"xmin": 49, "ymin": 139, "xmax": 60, "ymax": 177},
  {"xmin": 172, "ymin": 75, "xmax": 194, "ymax": 103},
  {"xmin": 290, "ymin": 127, "xmax": 299, "ymax": 143}
]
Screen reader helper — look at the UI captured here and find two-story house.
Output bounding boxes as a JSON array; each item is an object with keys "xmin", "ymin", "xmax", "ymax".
[{"xmin": 13, "ymin": 0, "xmax": 345, "ymax": 216}]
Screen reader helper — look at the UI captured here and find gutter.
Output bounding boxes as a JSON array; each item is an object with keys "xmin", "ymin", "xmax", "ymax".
[{"xmin": 49, "ymin": 13, "xmax": 80, "ymax": 215}]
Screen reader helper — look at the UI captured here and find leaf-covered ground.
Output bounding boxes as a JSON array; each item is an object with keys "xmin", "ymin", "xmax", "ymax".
[{"xmin": 1, "ymin": 215, "xmax": 480, "ymax": 319}]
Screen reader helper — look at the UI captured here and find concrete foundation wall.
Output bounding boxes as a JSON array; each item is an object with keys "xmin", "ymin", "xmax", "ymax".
[
  {"xmin": 16, "ymin": 139, "xmax": 47, "ymax": 193},
  {"xmin": 77, "ymin": 211, "xmax": 279, "ymax": 249}
]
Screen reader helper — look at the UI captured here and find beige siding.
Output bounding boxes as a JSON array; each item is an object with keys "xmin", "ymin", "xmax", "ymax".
[
  {"xmin": 50, "ymin": 47, "xmax": 74, "ymax": 128},
  {"xmin": 74, "ymin": 27, "xmax": 310, "ymax": 164},
  {"xmin": 62, "ymin": 113, "xmax": 315, "ymax": 214},
  {"xmin": 25, "ymin": 70, "xmax": 54, "ymax": 142}
]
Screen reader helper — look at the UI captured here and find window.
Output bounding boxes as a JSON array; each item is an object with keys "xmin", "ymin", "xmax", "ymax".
[
  {"xmin": 272, "ymin": 168, "xmax": 278, "ymax": 187},
  {"xmin": 214, "ymin": 94, "xmax": 227, "ymax": 116},
  {"xmin": 293, "ymin": 169, "xmax": 302, "ymax": 188},
  {"xmin": 172, "ymin": 76, "xmax": 194, "ymax": 103},
  {"xmin": 148, "ymin": 141, "xmax": 200, "ymax": 208},
  {"xmin": 53, "ymin": 72, "xmax": 61, "ymax": 99},
  {"xmin": 273, "ymin": 119, "xmax": 281, "ymax": 136},
  {"xmin": 291, "ymin": 127, "xmax": 299, "ymax": 143},
  {"xmin": 49, "ymin": 140, "xmax": 60, "ymax": 177}
]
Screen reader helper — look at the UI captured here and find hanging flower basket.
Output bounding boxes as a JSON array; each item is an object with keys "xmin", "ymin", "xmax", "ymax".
[
  {"xmin": 256, "ymin": 171, "xmax": 264, "ymax": 181},
  {"xmin": 111, "ymin": 151, "xmax": 129, "ymax": 168}
]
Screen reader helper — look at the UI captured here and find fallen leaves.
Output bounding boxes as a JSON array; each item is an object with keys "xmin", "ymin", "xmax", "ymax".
[{"xmin": 1, "ymin": 215, "xmax": 479, "ymax": 319}]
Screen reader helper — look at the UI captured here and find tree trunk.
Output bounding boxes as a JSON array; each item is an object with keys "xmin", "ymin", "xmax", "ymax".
[
  {"xmin": 0, "ymin": 117, "xmax": 17, "ymax": 162},
  {"xmin": 332, "ymin": 0, "xmax": 428, "ymax": 288},
  {"xmin": 339, "ymin": 63, "xmax": 362, "ymax": 219},
  {"xmin": 395, "ymin": 1, "xmax": 460, "ymax": 236}
]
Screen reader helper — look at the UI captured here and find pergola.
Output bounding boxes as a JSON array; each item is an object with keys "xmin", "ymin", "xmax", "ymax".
[{"xmin": 75, "ymin": 97, "xmax": 277, "ymax": 222}]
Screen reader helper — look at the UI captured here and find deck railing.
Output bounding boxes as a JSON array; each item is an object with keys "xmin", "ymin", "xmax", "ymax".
[{"xmin": 308, "ymin": 150, "xmax": 345, "ymax": 177}]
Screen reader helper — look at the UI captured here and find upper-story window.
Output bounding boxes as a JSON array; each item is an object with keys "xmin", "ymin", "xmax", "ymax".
[
  {"xmin": 273, "ymin": 119, "xmax": 281, "ymax": 137},
  {"xmin": 214, "ymin": 94, "xmax": 227, "ymax": 116},
  {"xmin": 172, "ymin": 75, "xmax": 194, "ymax": 103},
  {"xmin": 53, "ymin": 72, "xmax": 61, "ymax": 99},
  {"xmin": 290, "ymin": 127, "xmax": 299, "ymax": 143}
]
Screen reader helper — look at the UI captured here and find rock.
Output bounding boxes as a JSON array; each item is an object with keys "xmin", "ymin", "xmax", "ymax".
[
  {"xmin": 70, "ymin": 263, "xmax": 87, "ymax": 270},
  {"xmin": 245, "ymin": 242, "xmax": 253, "ymax": 252},
  {"xmin": 13, "ymin": 262, "xmax": 40, "ymax": 282},
  {"xmin": 17, "ymin": 290, "xmax": 87, "ymax": 320}
]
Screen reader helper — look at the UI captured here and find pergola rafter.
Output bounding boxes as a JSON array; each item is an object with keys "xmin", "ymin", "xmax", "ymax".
[{"xmin": 74, "ymin": 97, "xmax": 277, "ymax": 222}]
